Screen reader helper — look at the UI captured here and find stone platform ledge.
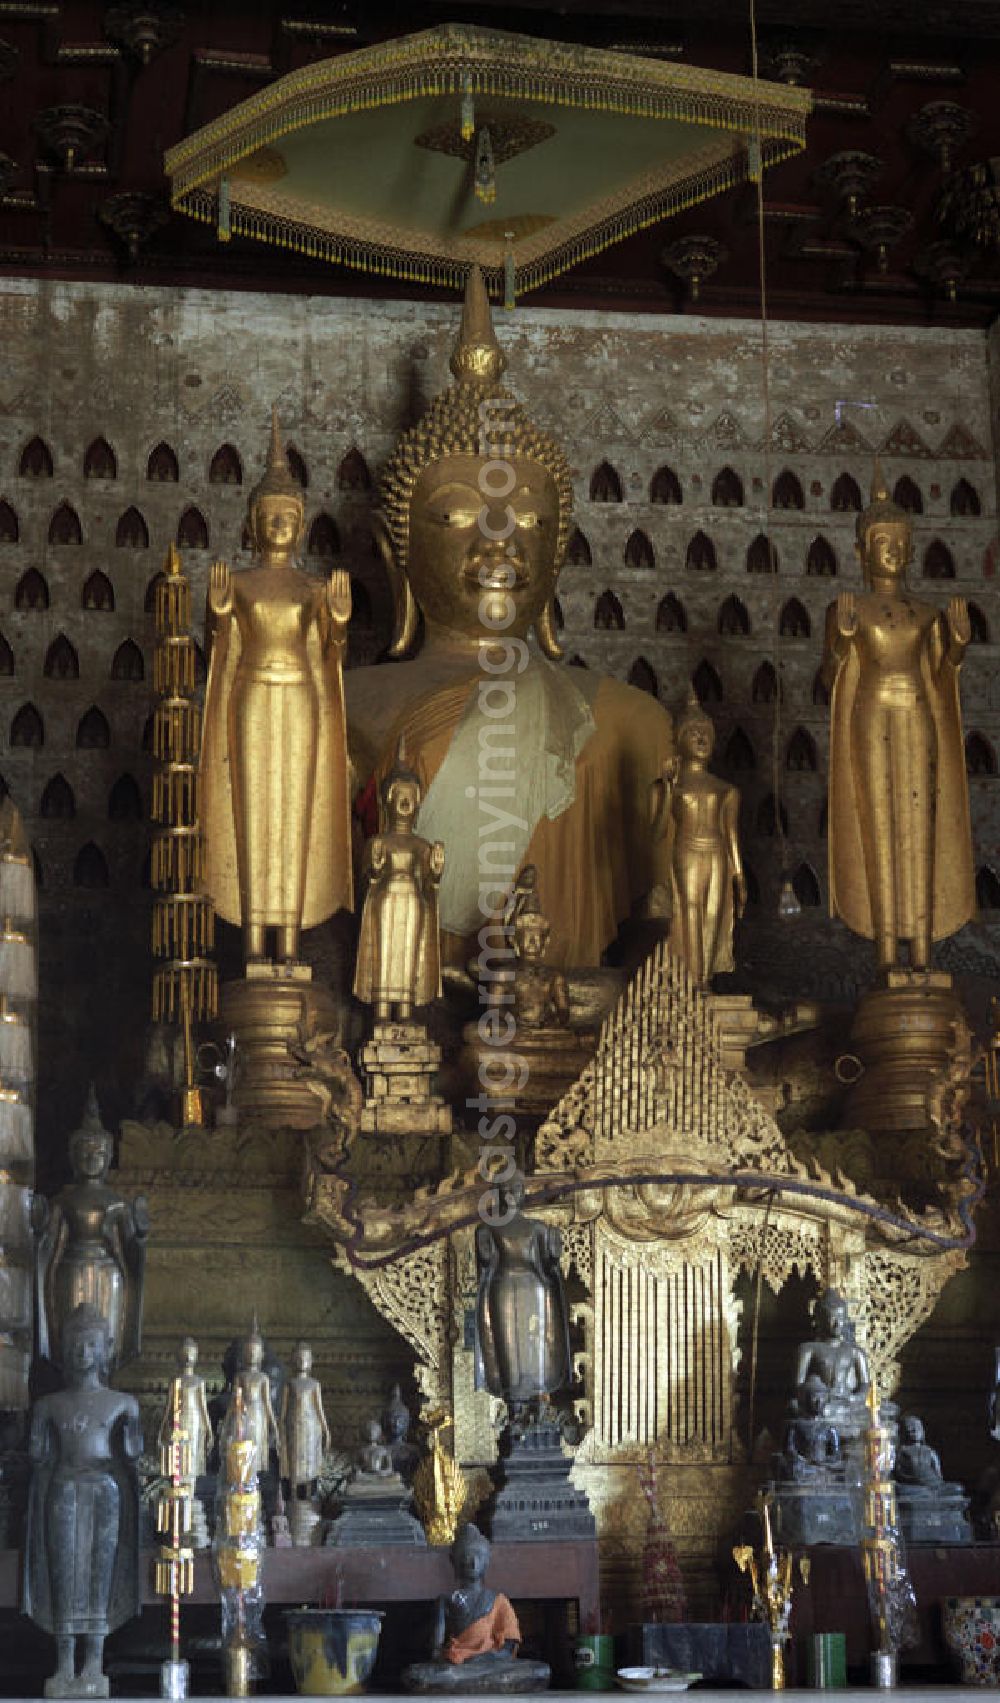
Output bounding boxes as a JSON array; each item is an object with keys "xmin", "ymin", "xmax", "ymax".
[{"xmin": 8, "ymin": 1691, "xmax": 976, "ymax": 1702}]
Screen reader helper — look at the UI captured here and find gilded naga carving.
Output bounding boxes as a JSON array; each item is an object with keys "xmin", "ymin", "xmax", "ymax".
[
  {"xmin": 199, "ymin": 410, "xmax": 353, "ymax": 966},
  {"xmin": 346, "ymin": 264, "xmax": 673, "ymax": 969},
  {"xmin": 821, "ymin": 462, "xmax": 974, "ymax": 973},
  {"xmin": 650, "ymin": 689, "xmax": 745, "ymax": 987}
]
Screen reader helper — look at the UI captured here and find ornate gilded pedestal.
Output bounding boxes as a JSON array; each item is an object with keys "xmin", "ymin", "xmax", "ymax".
[
  {"xmin": 220, "ymin": 968, "xmax": 339, "ymax": 1130},
  {"xmin": 457, "ymin": 1021, "xmax": 596, "ymax": 1120},
  {"xmin": 359, "ymin": 1022, "xmax": 451, "ymax": 1137},
  {"xmin": 842, "ymin": 971, "xmax": 966, "ymax": 1134}
]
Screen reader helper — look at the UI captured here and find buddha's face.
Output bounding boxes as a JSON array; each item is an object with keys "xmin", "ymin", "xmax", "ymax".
[
  {"xmin": 453, "ymin": 1534, "xmax": 488, "ymax": 1584},
  {"xmin": 71, "ymin": 1128, "xmax": 111, "ymax": 1182},
  {"xmin": 902, "ymin": 1415, "xmax": 923, "ymax": 1444},
  {"xmin": 66, "ymin": 1320, "xmax": 105, "ymax": 1379},
  {"xmin": 181, "ymin": 1337, "xmax": 198, "ymax": 1371},
  {"xmin": 679, "ymin": 719, "xmax": 714, "ymax": 763},
  {"xmin": 387, "ymin": 778, "xmax": 419, "ymax": 828},
  {"xmin": 408, "ymin": 454, "xmax": 560, "ymax": 640},
  {"xmin": 253, "ymin": 492, "xmax": 304, "ymax": 554},
  {"xmin": 296, "ymin": 1346, "xmax": 312, "ymax": 1374},
  {"xmin": 824, "ymin": 1300, "xmax": 847, "ymax": 1341},
  {"xmin": 861, "ymin": 522, "xmax": 911, "ymax": 580},
  {"xmin": 246, "ymin": 1335, "xmax": 263, "ymax": 1370},
  {"xmin": 518, "ymin": 919, "xmax": 549, "ymax": 962}
]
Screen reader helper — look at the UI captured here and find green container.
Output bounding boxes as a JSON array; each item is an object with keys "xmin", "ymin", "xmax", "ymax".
[
  {"xmin": 575, "ymin": 1634, "xmax": 616, "ymax": 1691},
  {"xmin": 805, "ymin": 1632, "xmax": 847, "ymax": 1688}
]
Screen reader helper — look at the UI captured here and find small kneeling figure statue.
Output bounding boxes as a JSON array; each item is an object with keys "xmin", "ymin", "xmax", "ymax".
[
  {"xmin": 24, "ymin": 1303, "xmax": 142, "ymax": 1699},
  {"xmin": 404, "ymin": 1523, "xmax": 550, "ymax": 1693}
]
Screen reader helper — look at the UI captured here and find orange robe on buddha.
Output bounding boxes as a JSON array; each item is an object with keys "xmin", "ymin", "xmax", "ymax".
[{"xmin": 443, "ymin": 1595, "xmax": 521, "ymax": 1665}]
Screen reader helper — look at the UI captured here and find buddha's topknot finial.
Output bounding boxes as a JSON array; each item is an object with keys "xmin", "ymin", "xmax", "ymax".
[
  {"xmin": 856, "ymin": 455, "xmax": 907, "ymax": 545},
  {"xmin": 449, "ymin": 265, "xmax": 507, "ymax": 387},
  {"xmin": 250, "ymin": 406, "xmax": 301, "ymax": 507},
  {"xmin": 678, "ymin": 684, "xmax": 714, "ymax": 740}
]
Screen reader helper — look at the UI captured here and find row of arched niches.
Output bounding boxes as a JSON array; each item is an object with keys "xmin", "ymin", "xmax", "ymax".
[
  {"xmin": 2, "ymin": 431, "xmax": 998, "ymax": 912},
  {"xmin": 4, "ymin": 431, "xmax": 989, "ymax": 513}
]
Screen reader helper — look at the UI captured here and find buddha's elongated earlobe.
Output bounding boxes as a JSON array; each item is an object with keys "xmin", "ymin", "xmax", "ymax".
[
  {"xmin": 535, "ymin": 596, "xmax": 563, "ymax": 661},
  {"xmin": 373, "ymin": 511, "xmax": 419, "ymax": 658}
]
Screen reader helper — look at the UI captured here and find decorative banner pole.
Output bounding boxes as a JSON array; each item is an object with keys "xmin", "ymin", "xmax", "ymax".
[
  {"xmin": 151, "ymin": 543, "xmax": 218, "ymax": 1126},
  {"xmin": 861, "ymin": 1380, "xmax": 916, "ymax": 1688},
  {"xmin": 155, "ymin": 1379, "xmax": 195, "ymax": 1699},
  {"xmin": 214, "ymin": 1389, "xmax": 264, "ymax": 1697}
]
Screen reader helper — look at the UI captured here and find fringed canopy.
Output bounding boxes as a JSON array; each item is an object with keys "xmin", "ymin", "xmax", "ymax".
[{"xmin": 165, "ymin": 23, "xmax": 810, "ymax": 299}]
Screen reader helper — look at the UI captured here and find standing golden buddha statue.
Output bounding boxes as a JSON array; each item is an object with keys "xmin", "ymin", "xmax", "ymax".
[
  {"xmin": 346, "ymin": 266, "xmax": 673, "ymax": 970},
  {"xmin": 199, "ymin": 411, "xmax": 353, "ymax": 1124},
  {"xmin": 200, "ymin": 410, "xmax": 353, "ymax": 963},
  {"xmin": 353, "ymin": 755, "xmax": 451, "ymax": 1137},
  {"xmin": 821, "ymin": 462, "xmax": 973, "ymax": 973},
  {"xmin": 353, "ymin": 754, "xmax": 444, "ymax": 1024},
  {"xmin": 820, "ymin": 463, "xmax": 975, "ymax": 1136},
  {"xmin": 651, "ymin": 689, "xmax": 745, "ymax": 990}
]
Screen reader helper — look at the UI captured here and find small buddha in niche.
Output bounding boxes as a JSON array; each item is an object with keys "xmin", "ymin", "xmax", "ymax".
[
  {"xmin": 650, "ymin": 689, "xmax": 745, "ymax": 989},
  {"xmin": 199, "ymin": 410, "xmax": 353, "ymax": 966},
  {"xmin": 357, "ymin": 1419, "xmax": 396, "ymax": 1482},
  {"xmin": 384, "ymin": 1385, "xmax": 421, "ymax": 1484},
  {"xmin": 821, "ymin": 462, "xmax": 974, "ymax": 974},
  {"xmin": 347, "ymin": 266, "xmax": 673, "ymax": 970}
]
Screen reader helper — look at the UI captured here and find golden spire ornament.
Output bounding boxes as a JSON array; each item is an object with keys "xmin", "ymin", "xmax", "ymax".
[
  {"xmin": 449, "ymin": 262, "xmax": 506, "ymax": 385},
  {"xmin": 733, "ymin": 1492, "xmax": 809, "ymax": 1690},
  {"xmin": 151, "ymin": 542, "xmax": 218, "ymax": 1126}
]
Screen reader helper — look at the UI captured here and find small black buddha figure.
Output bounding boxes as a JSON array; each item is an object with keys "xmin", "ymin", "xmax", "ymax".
[
  {"xmin": 794, "ymin": 1288, "xmax": 871, "ymax": 1450},
  {"xmin": 23, "ymin": 1303, "xmax": 142, "ymax": 1698},
  {"xmin": 475, "ymin": 1181, "xmax": 571, "ymax": 1420},
  {"xmin": 33, "ymin": 1089, "xmax": 149, "ymax": 1373},
  {"xmin": 894, "ymin": 1413, "xmax": 971, "ymax": 1544},
  {"xmin": 403, "ymin": 1523, "xmax": 550, "ymax": 1693},
  {"xmin": 778, "ymin": 1375, "xmax": 843, "ymax": 1482},
  {"xmin": 384, "ymin": 1384, "xmax": 421, "ymax": 1484}
]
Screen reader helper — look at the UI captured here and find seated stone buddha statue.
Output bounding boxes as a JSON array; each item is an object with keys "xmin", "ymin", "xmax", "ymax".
[{"xmin": 347, "ymin": 266, "xmax": 674, "ymax": 969}]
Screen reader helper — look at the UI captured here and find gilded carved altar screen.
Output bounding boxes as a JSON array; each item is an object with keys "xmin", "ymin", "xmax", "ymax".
[{"xmin": 594, "ymin": 1239, "xmax": 733, "ymax": 1457}]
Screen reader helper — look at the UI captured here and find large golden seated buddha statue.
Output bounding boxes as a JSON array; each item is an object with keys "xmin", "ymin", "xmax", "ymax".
[{"xmin": 347, "ymin": 268, "xmax": 673, "ymax": 969}]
